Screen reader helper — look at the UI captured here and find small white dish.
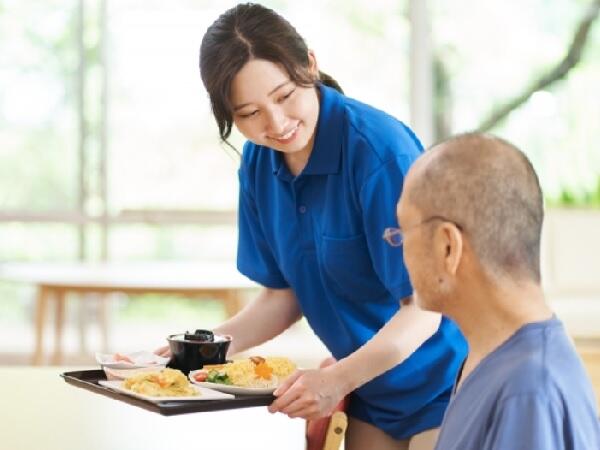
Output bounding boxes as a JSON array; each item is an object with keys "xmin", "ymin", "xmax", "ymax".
[{"xmin": 98, "ymin": 380, "xmax": 235, "ymax": 402}]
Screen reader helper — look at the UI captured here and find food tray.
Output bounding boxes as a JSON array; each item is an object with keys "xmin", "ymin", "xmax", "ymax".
[{"xmin": 61, "ymin": 369, "xmax": 275, "ymax": 416}]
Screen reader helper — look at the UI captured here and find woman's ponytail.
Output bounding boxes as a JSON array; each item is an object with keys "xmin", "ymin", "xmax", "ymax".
[{"xmin": 318, "ymin": 70, "xmax": 343, "ymax": 94}]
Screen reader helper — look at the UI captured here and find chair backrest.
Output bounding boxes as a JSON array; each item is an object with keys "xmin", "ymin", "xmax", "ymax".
[
  {"xmin": 306, "ymin": 397, "xmax": 349, "ymax": 450},
  {"xmin": 305, "ymin": 356, "xmax": 348, "ymax": 450},
  {"xmin": 322, "ymin": 411, "xmax": 347, "ymax": 450}
]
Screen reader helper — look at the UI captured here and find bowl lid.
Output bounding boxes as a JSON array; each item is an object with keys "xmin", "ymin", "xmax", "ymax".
[{"xmin": 168, "ymin": 329, "xmax": 231, "ymax": 343}]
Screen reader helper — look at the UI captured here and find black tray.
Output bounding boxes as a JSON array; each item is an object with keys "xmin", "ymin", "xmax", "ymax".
[{"xmin": 61, "ymin": 369, "xmax": 275, "ymax": 416}]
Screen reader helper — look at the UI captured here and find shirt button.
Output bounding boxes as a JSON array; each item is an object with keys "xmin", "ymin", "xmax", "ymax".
[{"xmin": 298, "ymin": 205, "xmax": 307, "ymax": 214}]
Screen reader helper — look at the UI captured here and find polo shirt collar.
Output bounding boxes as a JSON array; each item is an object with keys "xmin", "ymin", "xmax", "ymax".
[
  {"xmin": 303, "ymin": 83, "xmax": 344, "ymax": 175},
  {"xmin": 270, "ymin": 83, "xmax": 344, "ymax": 179}
]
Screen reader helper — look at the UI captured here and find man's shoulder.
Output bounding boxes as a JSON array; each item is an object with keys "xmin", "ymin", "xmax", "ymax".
[
  {"xmin": 483, "ymin": 321, "xmax": 578, "ymax": 399},
  {"xmin": 439, "ymin": 320, "xmax": 600, "ymax": 449},
  {"xmin": 463, "ymin": 319, "xmax": 595, "ymax": 414}
]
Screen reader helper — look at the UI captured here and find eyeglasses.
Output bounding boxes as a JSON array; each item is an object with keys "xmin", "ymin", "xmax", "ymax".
[{"xmin": 383, "ymin": 215, "xmax": 463, "ymax": 247}]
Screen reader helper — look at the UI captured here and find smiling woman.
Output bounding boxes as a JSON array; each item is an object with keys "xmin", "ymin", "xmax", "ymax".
[
  {"xmin": 229, "ymin": 59, "xmax": 320, "ymax": 176},
  {"xmin": 199, "ymin": 4, "xmax": 342, "ymax": 173},
  {"xmin": 174, "ymin": 4, "xmax": 469, "ymax": 449},
  {"xmin": 0, "ymin": 0, "xmax": 412, "ymax": 263},
  {"xmin": 0, "ymin": 0, "xmax": 414, "ymax": 371}
]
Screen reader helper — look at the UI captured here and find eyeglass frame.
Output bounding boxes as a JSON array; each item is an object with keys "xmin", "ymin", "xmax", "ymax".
[{"xmin": 382, "ymin": 215, "xmax": 464, "ymax": 247}]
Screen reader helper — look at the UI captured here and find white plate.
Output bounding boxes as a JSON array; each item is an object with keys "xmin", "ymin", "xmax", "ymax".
[
  {"xmin": 188, "ymin": 370, "xmax": 276, "ymax": 395},
  {"xmin": 98, "ymin": 380, "xmax": 235, "ymax": 402},
  {"xmin": 95, "ymin": 351, "xmax": 169, "ymax": 369}
]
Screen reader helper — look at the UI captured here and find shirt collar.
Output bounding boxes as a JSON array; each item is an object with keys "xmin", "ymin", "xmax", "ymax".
[{"xmin": 270, "ymin": 83, "xmax": 344, "ymax": 178}]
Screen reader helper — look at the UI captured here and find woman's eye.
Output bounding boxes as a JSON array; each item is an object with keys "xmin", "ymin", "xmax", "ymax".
[
  {"xmin": 279, "ymin": 89, "xmax": 295, "ymax": 103},
  {"xmin": 240, "ymin": 110, "xmax": 258, "ymax": 118}
]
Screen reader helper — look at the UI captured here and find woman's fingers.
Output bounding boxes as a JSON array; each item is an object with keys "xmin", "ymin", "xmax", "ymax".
[
  {"xmin": 284, "ymin": 401, "xmax": 319, "ymax": 419},
  {"xmin": 269, "ymin": 368, "xmax": 343, "ymax": 420},
  {"xmin": 154, "ymin": 345, "xmax": 170, "ymax": 357},
  {"xmin": 273, "ymin": 369, "xmax": 302, "ymax": 397},
  {"xmin": 269, "ymin": 373, "xmax": 304, "ymax": 413}
]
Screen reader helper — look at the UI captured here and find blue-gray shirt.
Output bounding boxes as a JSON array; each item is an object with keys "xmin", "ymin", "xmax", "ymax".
[{"xmin": 435, "ymin": 317, "xmax": 600, "ymax": 450}]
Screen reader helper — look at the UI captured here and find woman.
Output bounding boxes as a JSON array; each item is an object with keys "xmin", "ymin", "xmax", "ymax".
[{"xmin": 164, "ymin": 4, "xmax": 466, "ymax": 449}]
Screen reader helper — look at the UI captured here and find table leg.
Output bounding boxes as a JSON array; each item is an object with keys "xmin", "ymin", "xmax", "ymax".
[
  {"xmin": 98, "ymin": 294, "xmax": 110, "ymax": 353},
  {"xmin": 52, "ymin": 289, "xmax": 67, "ymax": 365},
  {"xmin": 32, "ymin": 286, "xmax": 50, "ymax": 365},
  {"xmin": 78, "ymin": 295, "xmax": 88, "ymax": 355},
  {"xmin": 223, "ymin": 289, "xmax": 244, "ymax": 318}
]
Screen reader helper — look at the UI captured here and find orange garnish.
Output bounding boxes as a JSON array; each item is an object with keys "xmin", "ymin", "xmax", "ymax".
[{"xmin": 254, "ymin": 361, "xmax": 273, "ymax": 380}]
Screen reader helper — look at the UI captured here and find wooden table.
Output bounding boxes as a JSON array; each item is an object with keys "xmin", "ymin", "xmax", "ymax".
[
  {"xmin": 0, "ymin": 367, "xmax": 305, "ymax": 450},
  {"xmin": 0, "ymin": 262, "xmax": 257, "ymax": 365}
]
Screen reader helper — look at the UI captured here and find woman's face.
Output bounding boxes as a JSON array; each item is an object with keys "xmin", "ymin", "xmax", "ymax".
[{"xmin": 229, "ymin": 58, "xmax": 319, "ymax": 157}]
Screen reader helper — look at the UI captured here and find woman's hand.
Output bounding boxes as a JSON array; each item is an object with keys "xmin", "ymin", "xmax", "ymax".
[
  {"xmin": 268, "ymin": 297, "xmax": 441, "ymax": 421},
  {"xmin": 268, "ymin": 367, "xmax": 347, "ymax": 420},
  {"xmin": 154, "ymin": 345, "xmax": 171, "ymax": 358}
]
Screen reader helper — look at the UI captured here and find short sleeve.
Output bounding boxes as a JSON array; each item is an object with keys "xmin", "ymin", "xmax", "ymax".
[
  {"xmin": 358, "ymin": 154, "xmax": 416, "ymax": 301},
  {"xmin": 482, "ymin": 394, "xmax": 566, "ymax": 450},
  {"xmin": 236, "ymin": 167, "xmax": 289, "ymax": 289}
]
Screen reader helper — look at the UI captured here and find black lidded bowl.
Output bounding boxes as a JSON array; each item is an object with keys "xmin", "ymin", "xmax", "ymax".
[{"xmin": 166, "ymin": 329, "xmax": 231, "ymax": 375}]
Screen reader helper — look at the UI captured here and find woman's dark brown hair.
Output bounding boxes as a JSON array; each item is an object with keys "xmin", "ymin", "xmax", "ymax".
[{"xmin": 199, "ymin": 3, "xmax": 343, "ymax": 149}]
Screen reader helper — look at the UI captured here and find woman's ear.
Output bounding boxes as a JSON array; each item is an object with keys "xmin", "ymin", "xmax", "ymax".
[{"xmin": 307, "ymin": 50, "xmax": 319, "ymax": 78}]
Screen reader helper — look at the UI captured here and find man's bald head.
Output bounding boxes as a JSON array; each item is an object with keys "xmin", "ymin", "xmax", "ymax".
[{"xmin": 408, "ymin": 133, "xmax": 544, "ymax": 282}]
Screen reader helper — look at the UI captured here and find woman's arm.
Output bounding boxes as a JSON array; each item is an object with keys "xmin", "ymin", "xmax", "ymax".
[
  {"xmin": 215, "ymin": 287, "xmax": 303, "ymax": 356},
  {"xmin": 269, "ymin": 296, "xmax": 441, "ymax": 419},
  {"xmin": 332, "ymin": 296, "xmax": 440, "ymax": 392},
  {"xmin": 155, "ymin": 287, "xmax": 302, "ymax": 357}
]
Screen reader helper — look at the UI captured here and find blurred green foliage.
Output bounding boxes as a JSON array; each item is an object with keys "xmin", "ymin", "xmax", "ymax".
[
  {"xmin": 0, "ymin": 0, "xmax": 598, "ymax": 246},
  {"xmin": 547, "ymin": 177, "xmax": 600, "ymax": 208},
  {"xmin": 0, "ymin": 0, "xmax": 598, "ymax": 339}
]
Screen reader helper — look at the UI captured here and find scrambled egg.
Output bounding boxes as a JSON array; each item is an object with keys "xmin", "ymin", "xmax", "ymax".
[
  {"xmin": 204, "ymin": 356, "xmax": 296, "ymax": 388},
  {"xmin": 123, "ymin": 368, "xmax": 197, "ymax": 397}
]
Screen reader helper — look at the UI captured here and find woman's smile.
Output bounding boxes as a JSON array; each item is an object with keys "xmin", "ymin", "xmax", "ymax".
[{"xmin": 269, "ymin": 123, "xmax": 300, "ymax": 145}]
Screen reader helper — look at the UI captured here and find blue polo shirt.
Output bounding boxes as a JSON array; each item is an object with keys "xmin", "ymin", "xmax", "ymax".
[{"xmin": 237, "ymin": 83, "xmax": 467, "ymax": 439}]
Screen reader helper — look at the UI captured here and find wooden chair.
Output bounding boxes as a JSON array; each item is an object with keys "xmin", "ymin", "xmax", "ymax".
[
  {"xmin": 305, "ymin": 357, "xmax": 349, "ymax": 450},
  {"xmin": 306, "ymin": 401, "xmax": 348, "ymax": 450}
]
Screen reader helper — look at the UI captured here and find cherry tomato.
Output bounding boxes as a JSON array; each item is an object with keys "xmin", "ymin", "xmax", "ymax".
[{"xmin": 194, "ymin": 371, "xmax": 208, "ymax": 382}]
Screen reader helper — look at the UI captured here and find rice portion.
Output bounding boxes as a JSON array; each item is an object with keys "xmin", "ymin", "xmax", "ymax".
[
  {"xmin": 123, "ymin": 368, "xmax": 197, "ymax": 397},
  {"xmin": 264, "ymin": 357, "xmax": 296, "ymax": 378},
  {"xmin": 224, "ymin": 359, "xmax": 259, "ymax": 387},
  {"xmin": 207, "ymin": 357, "xmax": 296, "ymax": 388}
]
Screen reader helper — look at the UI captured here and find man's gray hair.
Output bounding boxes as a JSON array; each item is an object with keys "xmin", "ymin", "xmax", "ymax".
[{"xmin": 409, "ymin": 133, "xmax": 544, "ymax": 282}]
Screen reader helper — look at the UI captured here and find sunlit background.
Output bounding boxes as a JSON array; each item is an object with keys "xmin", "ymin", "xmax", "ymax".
[{"xmin": 1, "ymin": 0, "xmax": 599, "ymax": 382}]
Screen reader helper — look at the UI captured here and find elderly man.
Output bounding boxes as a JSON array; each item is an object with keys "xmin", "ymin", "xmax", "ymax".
[{"xmin": 390, "ymin": 133, "xmax": 600, "ymax": 449}]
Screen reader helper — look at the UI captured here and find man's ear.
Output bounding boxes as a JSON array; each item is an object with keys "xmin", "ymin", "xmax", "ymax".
[
  {"xmin": 307, "ymin": 50, "xmax": 319, "ymax": 78},
  {"xmin": 437, "ymin": 222, "xmax": 463, "ymax": 276}
]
